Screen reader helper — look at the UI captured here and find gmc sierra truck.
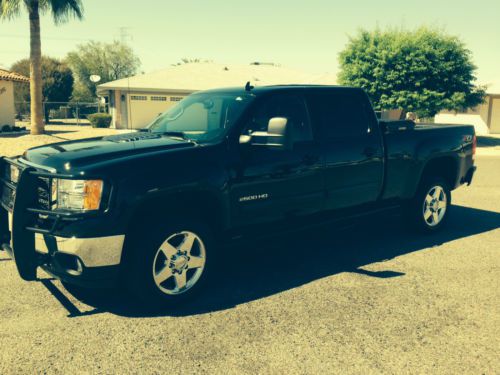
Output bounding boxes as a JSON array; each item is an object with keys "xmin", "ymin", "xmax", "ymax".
[{"xmin": 0, "ymin": 85, "xmax": 476, "ymax": 305}]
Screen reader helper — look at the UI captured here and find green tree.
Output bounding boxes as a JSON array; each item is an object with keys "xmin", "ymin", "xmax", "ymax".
[
  {"xmin": 11, "ymin": 56, "xmax": 74, "ymax": 123},
  {"xmin": 172, "ymin": 58, "xmax": 212, "ymax": 66},
  {"xmin": 67, "ymin": 41, "xmax": 141, "ymax": 101},
  {"xmin": 338, "ymin": 27, "xmax": 485, "ymax": 119},
  {"xmin": 0, "ymin": 0, "xmax": 83, "ymax": 134}
]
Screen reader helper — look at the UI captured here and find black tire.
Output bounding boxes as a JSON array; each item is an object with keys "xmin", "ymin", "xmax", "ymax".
[
  {"xmin": 406, "ymin": 176, "xmax": 451, "ymax": 233},
  {"xmin": 123, "ymin": 218, "xmax": 214, "ymax": 307}
]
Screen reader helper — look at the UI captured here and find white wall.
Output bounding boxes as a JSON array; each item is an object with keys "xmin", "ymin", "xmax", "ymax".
[{"xmin": 0, "ymin": 81, "xmax": 15, "ymax": 126}]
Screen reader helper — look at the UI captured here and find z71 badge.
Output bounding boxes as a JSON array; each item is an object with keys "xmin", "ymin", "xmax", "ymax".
[{"xmin": 239, "ymin": 193, "xmax": 269, "ymax": 203}]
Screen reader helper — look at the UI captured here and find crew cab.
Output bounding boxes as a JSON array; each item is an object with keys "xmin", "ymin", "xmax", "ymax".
[{"xmin": 0, "ymin": 85, "xmax": 476, "ymax": 305}]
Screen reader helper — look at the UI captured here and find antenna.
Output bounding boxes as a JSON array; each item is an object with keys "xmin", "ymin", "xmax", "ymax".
[{"xmin": 245, "ymin": 81, "xmax": 254, "ymax": 91}]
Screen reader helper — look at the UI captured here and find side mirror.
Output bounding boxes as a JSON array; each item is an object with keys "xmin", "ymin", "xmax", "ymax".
[{"xmin": 239, "ymin": 117, "xmax": 290, "ymax": 150}]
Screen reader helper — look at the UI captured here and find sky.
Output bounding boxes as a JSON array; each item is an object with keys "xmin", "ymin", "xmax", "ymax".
[{"xmin": 1, "ymin": 0, "xmax": 499, "ymax": 85}]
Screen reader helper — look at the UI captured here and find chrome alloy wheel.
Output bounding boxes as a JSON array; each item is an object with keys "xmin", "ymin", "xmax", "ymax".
[
  {"xmin": 422, "ymin": 185, "xmax": 447, "ymax": 227},
  {"xmin": 152, "ymin": 231, "xmax": 206, "ymax": 295}
]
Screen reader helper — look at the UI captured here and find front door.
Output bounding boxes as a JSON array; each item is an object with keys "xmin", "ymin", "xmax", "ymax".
[{"xmin": 229, "ymin": 93, "xmax": 324, "ymax": 228}]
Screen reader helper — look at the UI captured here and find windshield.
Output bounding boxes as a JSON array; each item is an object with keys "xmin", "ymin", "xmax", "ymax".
[{"xmin": 148, "ymin": 92, "xmax": 254, "ymax": 143}]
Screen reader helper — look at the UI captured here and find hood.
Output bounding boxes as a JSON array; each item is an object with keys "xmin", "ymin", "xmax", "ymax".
[{"xmin": 23, "ymin": 132, "xmax": 195, "ymax": 172}]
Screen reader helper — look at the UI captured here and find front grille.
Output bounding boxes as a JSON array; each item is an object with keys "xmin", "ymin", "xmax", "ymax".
[
  {"xmin": 36, "ymin": 177, "xmax": 51, "ymax": 210},
  {"xmin": 1, "ymin": 161, "xmax": 21, "ymax": 211},
  {"xmin": 1, "ymin": 184, "xmax": 15, "ymax": 211},
  {"xmin": 1, "ymin": 159, "xmax": 54, "ymax": 212}
]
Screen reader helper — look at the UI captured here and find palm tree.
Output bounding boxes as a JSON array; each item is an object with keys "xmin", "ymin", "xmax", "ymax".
[{"xmin": 0, "ymin": 0, "xmax": 83, "ymax": 135}]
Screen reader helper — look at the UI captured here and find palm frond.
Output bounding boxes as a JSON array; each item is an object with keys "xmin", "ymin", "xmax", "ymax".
[
  {"xmin": 40, "ymin": 0, "xmax": 83, "ymax": 24},
  {"xmin": 0, "ymin": 0, "xmax": 23, "ymax": 19}
]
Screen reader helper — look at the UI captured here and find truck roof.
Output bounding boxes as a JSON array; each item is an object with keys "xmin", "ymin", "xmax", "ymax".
[{"xmin": 198, "ymin": 85, "xmax": 365, "ymax": 96}]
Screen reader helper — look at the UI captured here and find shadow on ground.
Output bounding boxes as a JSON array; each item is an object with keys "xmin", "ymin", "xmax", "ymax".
[
  {"xmin": 477, "ymin": 136, "xmax": 500, "ymax": 148},
  {"xmin": 55, "ymin": 205, "xmax": 499, "ymax": 318}
]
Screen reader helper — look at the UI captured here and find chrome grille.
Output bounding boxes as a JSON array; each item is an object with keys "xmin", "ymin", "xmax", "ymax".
[{"xmin": 36, "ymin": 177, "xmax": 51, "ymax": 210}]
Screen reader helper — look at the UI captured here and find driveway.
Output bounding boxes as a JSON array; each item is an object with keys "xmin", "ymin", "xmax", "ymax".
[{"xmin": 0, "ymin": 156, "xmax": 498, "ymax": 374}]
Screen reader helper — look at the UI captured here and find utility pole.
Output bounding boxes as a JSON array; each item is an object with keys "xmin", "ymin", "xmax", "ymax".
[{"xmin": 118, "ymin": 27, "xmax": 133, "ymax": 44}]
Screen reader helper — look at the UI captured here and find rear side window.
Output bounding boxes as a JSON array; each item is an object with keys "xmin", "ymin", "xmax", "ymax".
[{"xmin": 308, "ymin": 91, "xmax": 371, "ymax": 138}]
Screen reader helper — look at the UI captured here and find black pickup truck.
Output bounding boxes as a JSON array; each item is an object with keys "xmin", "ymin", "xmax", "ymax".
[{"xmin": 0, "ymin": 85, "xmax": 476, "ymax": 305}]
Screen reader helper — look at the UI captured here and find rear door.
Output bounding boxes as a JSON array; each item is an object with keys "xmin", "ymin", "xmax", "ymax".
[
  {"xmin": 229, "ymin": 92, "xmax": 324, "ymax": 227},
  {"xmin": 306, "ymin": 89, "xmax": 384, "ymax": 211}
]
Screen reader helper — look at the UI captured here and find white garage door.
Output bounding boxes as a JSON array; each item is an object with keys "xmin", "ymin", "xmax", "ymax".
[{"xmin": 128, "ymin": 94, "xmax": 185, "ymax": 129}]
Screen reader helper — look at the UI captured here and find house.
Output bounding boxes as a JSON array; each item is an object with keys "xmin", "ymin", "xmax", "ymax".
[
  {"xmin": 0, "ymin": 68, "xmax": 29, "ymax": 127},
  {"xmin": 435, "ymin": 83, "xmax": 500, "ymax": 135},
  {"xmin": 96, "ymin": 62, "xmax": 337, "ymax": 129}
]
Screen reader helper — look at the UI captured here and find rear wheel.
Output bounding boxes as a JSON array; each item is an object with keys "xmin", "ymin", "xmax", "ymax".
[
  {"xmin": 407, "ymin": 177, "xmax": 451, "ymax": 233},
  {"xmin": 124, "ymin": 218, "xmax": 213, "ymax": 307}
]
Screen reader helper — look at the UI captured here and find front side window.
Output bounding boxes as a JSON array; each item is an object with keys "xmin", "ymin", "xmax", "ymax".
[
  {"xmin": 243, "ymin": 94, "xmax": 313, "ymax": 145},
  {"xmin": 148, "ymin": 92, "xmax": 254, "ymax": 143}
]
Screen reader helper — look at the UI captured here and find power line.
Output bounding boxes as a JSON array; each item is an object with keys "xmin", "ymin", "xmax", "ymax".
[{"xmin": 0, "ymin": 33, "xmax": 91, "ymax": 42}]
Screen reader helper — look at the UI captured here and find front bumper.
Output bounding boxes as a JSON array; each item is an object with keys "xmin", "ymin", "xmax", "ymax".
[
  {"xmin": 35, "ymin": 233, "xmax": 125, "ymax": 268},
  {"xmin": 1, "ymin": 157, "xmax": 124, "ymax": 288},
  {"xmin": 35, "ymin": 233, "xmax": 124, "ymax": 287}
]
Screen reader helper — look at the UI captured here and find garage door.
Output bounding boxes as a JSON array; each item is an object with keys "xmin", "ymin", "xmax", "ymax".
[
  {"xmin": 490, "ymin": 98, "xmax": 500, "ymax": 134},
  {"xmin": 128, "ymin": 95, "xmax": 185, "ymax": 129}
]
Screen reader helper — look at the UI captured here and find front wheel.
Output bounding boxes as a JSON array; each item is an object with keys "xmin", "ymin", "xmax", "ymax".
[
  {"xmin": 124, "ymin": 219, "xmax": 213, "ymax": 307},
  {"xmin": 406, "ymin": 177, "xmax": 451, "ymax": 233}
]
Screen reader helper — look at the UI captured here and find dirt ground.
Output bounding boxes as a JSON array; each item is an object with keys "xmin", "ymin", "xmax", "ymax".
[{"xmin": 0, "ymin": 128, "xmax": 498, "ymax": 374}]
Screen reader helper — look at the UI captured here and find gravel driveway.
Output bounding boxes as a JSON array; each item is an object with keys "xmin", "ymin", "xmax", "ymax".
[{"xmin": 0, "ymin": 129, "xmax": 498, "ymax": 374}]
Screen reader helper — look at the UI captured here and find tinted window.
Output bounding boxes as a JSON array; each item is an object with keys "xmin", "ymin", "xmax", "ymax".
[
  {"xmin": 308, "ymin": 91, "xmax": 371, "ymax": 138},
  {"xmin": 244, "ymin": 94, "xmax": 313, "ymax": 144}
]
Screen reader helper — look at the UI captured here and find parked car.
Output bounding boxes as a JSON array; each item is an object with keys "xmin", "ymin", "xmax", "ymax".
[{"xmin": 0, "ymin": 85, "xmax": 476, "ymax": 305}]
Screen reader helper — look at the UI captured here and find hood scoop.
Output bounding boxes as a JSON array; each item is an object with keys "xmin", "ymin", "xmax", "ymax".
[{"xmin": 103, "ymin": 132, "xmax": 161, "ymax": 143}]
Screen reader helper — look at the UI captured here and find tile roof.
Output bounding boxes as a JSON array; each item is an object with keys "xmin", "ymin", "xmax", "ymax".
[
  {"xmin": 97, "ymin": 62, "xmax": 337, "ymax": 94},
  {"xmin": 0, "ymin": 69, "xmax": 29, "ymax": 83}
]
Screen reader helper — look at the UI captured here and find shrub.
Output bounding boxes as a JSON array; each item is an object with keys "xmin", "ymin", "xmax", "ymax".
[
  {"xmin": 1, "ymin": 124, "xmax": 12, "ymax": 133},
  {"xmin": 88, "ymin": 113, "xmax": 112, "ymax": 128}
]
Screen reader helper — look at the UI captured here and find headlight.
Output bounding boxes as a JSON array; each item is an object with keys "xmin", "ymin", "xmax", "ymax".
[{"xmin": 53, "ymin": 179, "xmax": 104, "ymax": 211}]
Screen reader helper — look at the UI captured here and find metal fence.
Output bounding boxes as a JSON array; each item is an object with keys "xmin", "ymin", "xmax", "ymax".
[{"xmin": 15, "ymin": 101, "xmax": 109, "ymax": 125}]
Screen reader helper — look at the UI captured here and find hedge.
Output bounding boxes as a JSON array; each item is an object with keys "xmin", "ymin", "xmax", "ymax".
[{"xmin": 88, "ymin": 113, "xmax": 112, "ymax": 128}]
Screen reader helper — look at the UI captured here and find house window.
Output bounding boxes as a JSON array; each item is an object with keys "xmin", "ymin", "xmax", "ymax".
[
  {"xmin": 151, "ymin": 96, "xmax": 167, "ymax": 102},
  {"xmin": 131, "ymin": 95, "xmax": 147, "ymax": 101},
  {"xmin": 170, "ymin": 96, "xmax": 183, "ymax": 102}
]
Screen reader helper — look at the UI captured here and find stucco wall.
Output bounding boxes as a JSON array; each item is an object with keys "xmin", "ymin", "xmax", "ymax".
[{"xmin": 0, "ymin": 80, "xmax": 15, "ymax": 126}]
